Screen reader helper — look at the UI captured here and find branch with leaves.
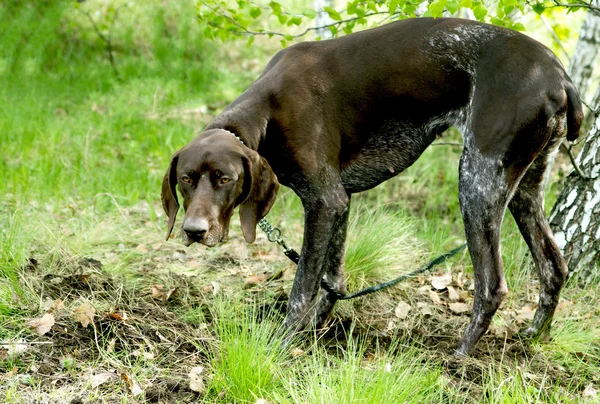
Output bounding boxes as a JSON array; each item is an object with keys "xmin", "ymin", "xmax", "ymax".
[{"xmin": 197, "ymin": 0, "xmax": 529, "ymax": 46}]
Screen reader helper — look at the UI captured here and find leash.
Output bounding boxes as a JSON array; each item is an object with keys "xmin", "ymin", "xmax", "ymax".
[
  {"xmin": 259, "ymin": 217, "xmax": 467, "ymax": 301},
  {"xmin": 225, "ymin": 129, "xmax": 467, "ymax": 300}
]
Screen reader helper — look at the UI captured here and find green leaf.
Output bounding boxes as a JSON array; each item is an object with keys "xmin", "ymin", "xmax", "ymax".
[
  {"xmin": 329, "ymin": 25, "xmax": 338, "ymax": 36},
  {"xmin": 250, "ymin": 7, "xmax": 262, "ymax": 19},
  {"xmin": 284, "ymin": 34, "xmax": 294, "ymax": 41},
  {"xmin": 446, "ymin": 0, "xmax": 459, "ymax": 14},
  {"xmin": 290, "ymin": 16, "xmax": 302, "ymax": 26},
  {"xmin": 269, "ymin": 1, "xmax": 282, "ymax": 15},
  {"xmin": 324, "ymin": 6, "xmax": 342, "ymax": 21},
  {"xmin": 459, "ymin": 0, "xmax": 472, "ymax": 7},
  {"xmin": 532, "ymin": 2, "xmax": 545, "ymax": 14},
  {"xmin": 277, "ymin": 14, "xmax": 288, "ymax": 24},
  {"xmin": 472, "ymin": 5, "xmax": 487, "ymax": 20},
  {"xmin": 302, "ymin": 9, "xmax": 317, "ymax": 19},
  {"xmin": 512, "ymin": 22, "xmax": 525, "ymax": 31},
  {"xmin": 247, "ymin": 35, "xmax": 255, "ymax": 47},
  {"xmin": 280, "ymin": 39, "xmax": 287, "ymax": 47}
]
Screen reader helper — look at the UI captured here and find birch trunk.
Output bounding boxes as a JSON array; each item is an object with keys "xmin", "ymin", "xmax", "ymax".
[
  {"xmin": 567, "ymin": 0, "xmax": 600, "ymax": 100},
  {"xmin": 549, "ymin": 8, "xmax": 600, "ymax": 281},
  {"xmin": 549, "ymin": 113, "xmax": 600, "ymax": 281},
  {"xmin": 314, "ymin": 0, "xmax": 334, "ymax": 39}
]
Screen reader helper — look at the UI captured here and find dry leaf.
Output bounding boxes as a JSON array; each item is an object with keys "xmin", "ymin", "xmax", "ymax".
[
  {"xmin": 74, "ymin": 303, "xmax": 95, "ymax": 328},
  {"xmin": 583, "ymin": 384, "xmax": 598, "ymax": 399},
  {"xmin": 431, "ymin": 274, "xmax": 452, "ymax": 290},
  {"xmin": 429, "ymin": 290, "xmax": 442, "ymax": 305},
  {"xmin": 91, "ymin": 372, "xmax": 118, "ymax": 388},
  {"xmin": 188, "ymin": 366, "xmax": 205, "ymax": 393},
  {"xmin": 121, "ymin": 372, "xmax": 144, "ymax": 397},
  {"xmin": 447, "ymin": 286, "xmax": 460, "ymax": 302},
  {"xmin": 416, "ymin": 302, "xmax": 433, "ymax": 316},
  {"xmin": 417, "ymin": 285, "xmax": 430, "ymax": 295},
  {"xmin": 107, "ymin": 311, "xmax": 127, "ymax": 322},
  {"xmin": 449, "ymin": 302, "xmax": 470, "ymax": 314},
  {"xmin": 516, "ymin": 306, "xmax": 535, "ymax": 321},
  {"xmin": 394, "ymin": 301, "xmax": 412, "ymax": 319},
  {"xmin": 244, "ymin": 273, "xmax": 269, "ymax": 288},
  {"xmin": 291, "ymin": 348, "xmax": 304, "ymax": 357},
  {"xmin": 151, "ymin": 285, "xmax": 178, "ymax": 302},
  {"xmin": 134, "ymin": 244, "xmax": 149, "ymax": 253},
  {"xmin": 28, "ymin": 313, "xmax": 55, "ymax": 336}
]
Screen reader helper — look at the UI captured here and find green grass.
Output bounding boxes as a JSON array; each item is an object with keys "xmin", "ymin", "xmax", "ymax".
[{"xmin": 345, "ymin": 205, "xmax": 425, "ymax": 291}]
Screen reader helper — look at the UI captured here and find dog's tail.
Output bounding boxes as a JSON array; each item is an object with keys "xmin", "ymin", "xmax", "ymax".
[{"xmin": 565, "ymin": 84, "xmax": 584, "ymax": 142}]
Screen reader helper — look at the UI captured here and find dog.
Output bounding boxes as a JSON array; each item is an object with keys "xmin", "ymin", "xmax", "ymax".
[{"xmin": 162, "ymin": 17, "xmax": 583, "ymax": 355}]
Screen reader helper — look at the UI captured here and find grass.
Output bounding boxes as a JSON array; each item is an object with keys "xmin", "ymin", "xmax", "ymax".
[
  {"xmin": 345, "ymin": 205, "xmax": 425, "ymax": 291},
  {"xmin": 1, "ymin": 1, "xmax": 599, "ymax": 403}
]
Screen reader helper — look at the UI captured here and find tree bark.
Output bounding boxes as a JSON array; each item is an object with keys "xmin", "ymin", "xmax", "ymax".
[
  {"xmin": 549, "ymin": 7, "xmax": 600, "ymax": 281},
  {"xmin": 550, "ymin": 110, "xmax": 600, "ymax": 281},
  {"xmin": 567, "ymin": 0, "xmax": 600, "ymax": 100}
]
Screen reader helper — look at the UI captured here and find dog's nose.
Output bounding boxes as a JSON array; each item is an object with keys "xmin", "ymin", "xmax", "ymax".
[{"xmin": 183, "ymin": 217, "xmax": 209, "ymax": 238}]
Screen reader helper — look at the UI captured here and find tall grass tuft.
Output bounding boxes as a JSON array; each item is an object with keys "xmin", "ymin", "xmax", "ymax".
[
  {"xmin": 0, "ymin": 212, "xmax": 32, "ymax": 317},
  {"xmin": 208, "ymin": 298, "xmax": 287, "ymax": 402},
  {"xmin": 345, "ymin": 205, "xmax": 425, "ymax": 292},
  {"xmin": 276, "ymin": 330, "xmax": 445, "ymax": 403}
]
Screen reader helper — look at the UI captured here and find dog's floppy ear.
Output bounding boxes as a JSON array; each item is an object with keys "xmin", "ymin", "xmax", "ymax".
[
  {"xmin": 239, "ymin": 151, "xmax": 279, "ymax": 243},
  {"xmin": 161, "ymin": 151, "xmax": 180, "ymax": 241}
]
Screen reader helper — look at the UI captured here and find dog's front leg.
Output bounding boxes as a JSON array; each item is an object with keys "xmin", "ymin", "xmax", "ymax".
[
  {"xmin": 313, "ymin": 197, "xmax": 351, "ymax": 328},
  {"xmin": 282, "ymin": 182, "xmax": 350, "ymax": 336}
]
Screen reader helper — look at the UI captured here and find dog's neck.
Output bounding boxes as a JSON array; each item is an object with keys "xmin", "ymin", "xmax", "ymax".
[{"xmin": 222, "ymin": 129, "xmax": 245, "ymax": 145}]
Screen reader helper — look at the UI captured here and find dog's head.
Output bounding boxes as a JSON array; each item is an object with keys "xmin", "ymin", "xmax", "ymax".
[{"xmin": 161, "ymin": 129, "xmax": 279, "ymax": 247}]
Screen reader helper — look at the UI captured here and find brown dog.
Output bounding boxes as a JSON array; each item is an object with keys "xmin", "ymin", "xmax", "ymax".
[{"xmin": 162, "ymin": 17, "xmax": 583, "ymax": 355}]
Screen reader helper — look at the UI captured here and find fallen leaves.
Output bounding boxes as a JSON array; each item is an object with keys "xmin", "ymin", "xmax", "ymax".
[
  {"xmin": 188, "ymin": 366, "xmax": 205, "ymax": 394},
  {"xmin": 431, "ymin": 273, "xmax": 453, "ymax": 290},
  {"xmin": 27, "ymin": 313, "xmax": 55, "ymax": 336},
  {"xmin": 448, "ymin": 302, "xmax": 470, "ymax": 314},
  {"xmin": 121, "ymin": 372, "xmax": 144, "ymax": 397},
  {"xmin": 90, "ymin": 371, "xmax": 118, "ymax": 388},
  {"xmin": 394, "ymin": 301, "xmax": 412, "ymax": 319},
  {"xmin": 151, "ymin": 284, "xmax": 178, "ymax": 302},
  {"xmin": 244, "ymin": 270, "xmax": 284, "ymax": 288},
  {"xmin": 74, "ymin": 302, "xmax": 95, "ymax": 328}
]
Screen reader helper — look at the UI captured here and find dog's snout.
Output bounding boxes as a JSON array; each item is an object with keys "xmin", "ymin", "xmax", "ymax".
[{"xmin": 183, "ymin": 217, "xmax": 209, "ymax": 238}]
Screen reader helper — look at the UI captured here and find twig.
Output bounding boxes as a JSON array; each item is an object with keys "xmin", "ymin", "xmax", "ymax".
[
  {"xmin": 546, "ymin": 1, "xmax": 600, "ymax": 15},
  {"xmin": 561, "ymin": 140, "xmax": 591, "ymax": 180},
  {"xmin": 78, "ymin": 2, "xmax": 128, "ymax": 78},
  {"xmin": 540, "ymin": 15, "xmax": 571, "ymax": 60},
  {"xmin": 581, "ymin": 98, "xmax": 599, "ymax": 114}
]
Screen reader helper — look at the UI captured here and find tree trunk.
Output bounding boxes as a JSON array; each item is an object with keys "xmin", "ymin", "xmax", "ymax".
[
  {"xmin": 567, "ymin": 0, "xmax": 600, "ymax": 100},
  {"xmin": 549, "ymin": 109, "xmax": 600, "ymax": 281},
  {"xmin": 314, "ymin": 0, "xmax": 334, "ymax": 39},
  {"xmin": 549, "ymin": 8, "xmax": 600, "ymax": 281}
]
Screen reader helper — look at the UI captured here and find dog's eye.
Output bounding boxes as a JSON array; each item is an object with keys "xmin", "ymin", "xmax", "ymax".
[
  {"xmin": 181, "ymin": 175, "xmax": 192, "ymax": 184},
  {"xmin": 220, "ymin": 177, "xmax": 231, "ymax": 184}
]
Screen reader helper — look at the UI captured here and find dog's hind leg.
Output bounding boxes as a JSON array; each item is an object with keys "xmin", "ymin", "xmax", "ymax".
[
  {"xmin": 455, "ymin": 146, "xmax": 517, "ymax": 355},
  {"xmin": 508, "ymin": 136, "xmax": 567, "ymax": 340}
]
